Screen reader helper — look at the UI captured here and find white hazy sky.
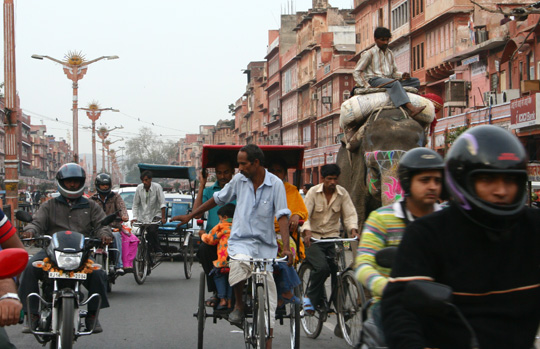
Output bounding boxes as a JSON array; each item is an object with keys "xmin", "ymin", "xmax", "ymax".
[{"xmin": 4, "ymin": 0, "xmax": 353, "ymax": 158}]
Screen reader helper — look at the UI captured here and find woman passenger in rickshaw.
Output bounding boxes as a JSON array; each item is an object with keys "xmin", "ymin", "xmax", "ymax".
[{"xmin": 267, "ymin": 158, "xmax": 308, "ymax": 306}]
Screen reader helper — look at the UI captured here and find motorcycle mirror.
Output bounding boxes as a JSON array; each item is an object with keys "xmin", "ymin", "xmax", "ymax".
[
  {"xmin": 101, "ymin": 214, "xmax": 117, "ymax": 226},
  {"xmin": 375, "ymin": 246, "xmax": 398, "ymax": 269},
  {"xmin": 402, "ymin": 280, "xmax": 453, "ymax": 317},
  {"xmin": 15, "ymin": 210, "xmax": 33, "ymax": 223},
  {"xmin": 0, "ymin": 248, "xmax": 29, "ymax": 278}
]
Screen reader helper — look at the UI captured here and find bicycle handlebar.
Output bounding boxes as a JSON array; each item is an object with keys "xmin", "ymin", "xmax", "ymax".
[
  {"xmin": 229, "ymin": 256, "xmax": 288, "ymax": 263},
  {"xmin": 310, "ymin": 237, "xmax": 358, "ymax": 243},
  {"xmin": 131, "ymin": 221, "xmax": 162, "ymax": 227}
]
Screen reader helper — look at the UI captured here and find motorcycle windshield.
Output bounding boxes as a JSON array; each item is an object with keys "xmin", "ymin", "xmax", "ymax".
[{"xmin": 51, "ymin": 231, "xmax": 85, "ymax": 252}]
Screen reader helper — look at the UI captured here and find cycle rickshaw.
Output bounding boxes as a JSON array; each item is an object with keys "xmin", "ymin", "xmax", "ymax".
[
  {"xmin": 195, "ymin": 145, "xmax": 305, "ymax": 349},
  {"xmin": 132, "ymin": 163, "xmax": 197, "ymax": 284}
]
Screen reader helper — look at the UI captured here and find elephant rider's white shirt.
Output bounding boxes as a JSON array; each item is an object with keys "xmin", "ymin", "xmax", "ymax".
[{"xmin": 302, "ymin": 183, "xmax": 358, "ymax": 239}]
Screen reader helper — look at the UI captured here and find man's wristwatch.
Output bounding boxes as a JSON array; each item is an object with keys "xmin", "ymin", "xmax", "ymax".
[{"xmin": 0, "ymin": 293, "xmax": 20, "ymax": 302}]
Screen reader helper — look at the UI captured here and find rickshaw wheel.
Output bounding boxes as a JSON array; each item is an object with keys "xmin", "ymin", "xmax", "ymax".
[{"xmin": 197, "ymin": 271, "xmax": 206, "ymax": 349}]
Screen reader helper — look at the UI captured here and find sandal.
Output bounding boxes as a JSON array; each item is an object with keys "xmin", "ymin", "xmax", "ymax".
[
  {"xmin": 205, "ymin": 296, "xmax": 218, "ymax": 307},
  {"xmin": 303, "ymin": 297, "xmax": 315, "ymax": 315},
  {"xmin": 282, "ymin": 295, "xmax": 302, "ymax": 305}
]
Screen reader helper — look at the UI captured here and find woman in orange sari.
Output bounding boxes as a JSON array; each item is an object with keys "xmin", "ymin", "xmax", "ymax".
[{"xmin": 268, "ymin": 158, "xmax": 308, "ymax": 306}]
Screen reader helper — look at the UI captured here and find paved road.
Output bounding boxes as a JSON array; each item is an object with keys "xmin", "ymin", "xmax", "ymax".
[{"xmin": 6, "ymin": 260, "xmax": 352, "ymax": 348}]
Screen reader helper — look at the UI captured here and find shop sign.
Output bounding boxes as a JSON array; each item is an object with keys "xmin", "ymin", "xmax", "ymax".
[
  {"xmin": 510, "ymin": 94, "xmax": 540, "ymax": 128},
  {"xmin": 305, "ymin": 158, "xmax": 312, "ymax": 167},
  {"xmin": 461, "ymin": 54, "xmax": 480, "ymax": 66},
  {"xmin": 312, "ymin": 157, "xmax": 319, "ymax": 166},
  {"xmin": 528, "ymin": 163, "xmax": 540, "ymax": 181}
]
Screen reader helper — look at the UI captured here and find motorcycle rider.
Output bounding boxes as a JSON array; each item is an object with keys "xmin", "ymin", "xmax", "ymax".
[
  {"xmin": 19, "ymin": 163, "xmax": 113, "ymax": 333},
  {"xmin": 91, "ymin": 173, "xmax": 129, "ymax": 274},
  {"xmin": 355, "ymin": 147, "xmax": 444, "ymax": 336},
  {"xmin": 382, "ymin": 125, "xmax": 540, "ymax": 348},
  {"xmin": 0, "ymin": 207, "xmax": 25, "ymax": 348}
]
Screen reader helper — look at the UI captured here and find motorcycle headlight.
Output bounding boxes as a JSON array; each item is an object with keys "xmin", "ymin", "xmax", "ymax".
[{"xmin": 55, "ymin": 251, "xmax": 82, "ymax": 271}]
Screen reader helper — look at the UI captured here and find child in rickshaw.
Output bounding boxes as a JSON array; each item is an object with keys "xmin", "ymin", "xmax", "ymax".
[{"xmin": 200, "ymin": 203, "xmax": 235, "ymax": 310}]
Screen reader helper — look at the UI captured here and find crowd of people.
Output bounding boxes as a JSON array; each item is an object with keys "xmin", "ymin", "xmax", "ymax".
[
  {"xmin": 0, "ymin": 124, "xmax": 538, "ymax": 348},
  {"xmin": 1, "ymin": 26, "xmax": 540, "ymax": 348}
]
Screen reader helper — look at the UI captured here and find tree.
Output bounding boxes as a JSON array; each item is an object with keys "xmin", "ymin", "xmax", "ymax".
[
  {"xmin": 123, "ymin": 127, "xmax": 178, "ymax": 183},
  {"xmin": 228, "ymin": 103, "xmax": 235, "ymax": 115}
]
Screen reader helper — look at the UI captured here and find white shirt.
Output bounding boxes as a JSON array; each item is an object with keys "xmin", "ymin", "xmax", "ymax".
[{"xmin": 132, "ymin": 182, "xmax": 166, "ymax": 222}]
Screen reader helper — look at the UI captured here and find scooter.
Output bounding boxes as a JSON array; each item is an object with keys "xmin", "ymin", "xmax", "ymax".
[{"xmin": 17, "ymin": 210, "xmax": 115, "ymax": 349}]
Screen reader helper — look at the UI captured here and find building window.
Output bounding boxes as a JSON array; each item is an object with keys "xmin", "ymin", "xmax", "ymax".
[
  {"xmin": 392, "ymin": 1, "xmax": 409, "ymax": 31},
  {"xmin": 412, "ymin": 42, "xmax": 424, "ymax": 71},
  {"xmin": 412, "ymin": 0, "xmax": 423, "ymax": 18}
]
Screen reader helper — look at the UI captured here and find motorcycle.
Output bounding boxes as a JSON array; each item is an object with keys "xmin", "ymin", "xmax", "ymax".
[
  {"xmin": 91, "ymin": 225, "xmax": 127, "ymax": 293},
  {"xmin": 356, "ymin": 247, "xmax": 479, "ymax": 349},
  {"xmin": 17, "ymin": 210, "xmax": 115, "ymax": 349}
]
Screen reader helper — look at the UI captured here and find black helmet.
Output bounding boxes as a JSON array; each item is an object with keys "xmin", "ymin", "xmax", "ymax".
[
  {"xmin": 445, "ymin": 125, "xmax": 527, "ymax": 230},
  {"xmin": 56, "ymin": 163, "xmax": 86, "ymax": 200},
  {"xmin": 95, "ymin": 173, "xmax": 112, "ymax": 195},
  {"xmin": 398, "ymin": 147, "xmax": 444, "ymax": 196}
]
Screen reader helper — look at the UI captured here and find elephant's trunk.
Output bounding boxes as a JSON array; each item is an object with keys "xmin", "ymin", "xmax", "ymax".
[{"xmin": 365, "ymin": 150, "xmax": 406, "ymax": 206}]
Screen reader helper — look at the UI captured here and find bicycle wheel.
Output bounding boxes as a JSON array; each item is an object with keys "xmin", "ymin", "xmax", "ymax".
[
  {"xmin": 133, "ymin": 239, "xmax": 149, "ymax": 285},
  {"xmin": 183, "ymin": 234, "xmax": 194, "ymax": 279},
  {"xmin": 197, "ymin": 272, "xmax": 206, "ymax": 349},
  {"xmin": 254, "ymin": 285, "xmax": 267, "ymax": 349},
  {"xmin": 288, "ymin": 286, "xmax": 301, "ymax": 349},
  {"xmin": 337, "ymin": 270, "xmax": 366, "ymax": 347},
  {"xmin": 298, "ymin": 262, "xmax": 324, "ymax": 338}
]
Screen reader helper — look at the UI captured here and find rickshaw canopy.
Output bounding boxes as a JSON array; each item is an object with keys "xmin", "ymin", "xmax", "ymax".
[
  {"xmin": 201, "ymin": 145, "xmax": 304, "ymax": 170},
  {"xmin": 137, "ymin": 163, "xmax": 197, "ymax": 182}
]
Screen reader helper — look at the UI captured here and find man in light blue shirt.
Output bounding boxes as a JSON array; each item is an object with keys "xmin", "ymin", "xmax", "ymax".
[{"xmin": 172, "ymin": 144, "xmax": 291, "ymax": 348}]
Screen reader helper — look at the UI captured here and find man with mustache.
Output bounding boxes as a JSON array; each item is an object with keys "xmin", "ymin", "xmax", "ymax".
[
  {"xmin": 193, "ymin": 159, "xmax": 235, "ymax": 308},
  {"xmin": 302, "ymin": 164, "xmax": 358, "ymax": 315},
  {"xmin": 353, "ymin": 26, "xmax": 425, "ymax": 117},
  {"xmin": 172, "ymin": 144, "xmax": 291, "ymax": 349},
  {"xmin": 355, "ymin": 147, "xmax": 444, "ymax": 340}
]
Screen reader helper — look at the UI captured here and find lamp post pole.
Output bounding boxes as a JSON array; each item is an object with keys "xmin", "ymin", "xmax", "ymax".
[
  {"xmin": 31, "ymin": 53, "xmax": 118, "ymax": 163},
  {"xmin": 79, "ymin": 105, "xmax": 119, "ymax": 187},
  {"xmin": 96, "ymin": 126, "xmax": 123, "ymax": 173},
  {"xmin": 3, "ymin": 0, "xmax": 18, "ymax": 218}
]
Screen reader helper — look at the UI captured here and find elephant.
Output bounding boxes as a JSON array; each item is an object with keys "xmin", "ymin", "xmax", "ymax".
[{"xmin": 336, "ymin": 105, "xmax": 433, "ymax": 230}]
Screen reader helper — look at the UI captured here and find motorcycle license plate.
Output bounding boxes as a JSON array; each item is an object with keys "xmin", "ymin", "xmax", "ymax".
[{"xmin": 48, "ymin": 272, "xmax": 87, "ymax": 280}]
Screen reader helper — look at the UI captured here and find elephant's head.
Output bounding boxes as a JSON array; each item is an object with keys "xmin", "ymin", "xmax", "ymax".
[{"xmin": 362, "ymin": 108, "xmax": 427, "ymax": 206}]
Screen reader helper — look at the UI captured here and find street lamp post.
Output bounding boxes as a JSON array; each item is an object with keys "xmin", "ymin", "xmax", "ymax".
[
  {"xmin": 31, "ymin": 52, "xmax": 118, "ymax": 163},
  {"xmin": 96, "ymin": 126, "xmax": 123, "ymax": 173},
  {"xmin": 79, "ymin": 103, "xmax": 119, "ymax": 187}
]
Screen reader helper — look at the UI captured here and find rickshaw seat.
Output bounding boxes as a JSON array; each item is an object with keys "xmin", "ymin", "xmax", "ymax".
[{"xmin": 161, "ymin": 202, "xmax": 191, "ymax": 231}]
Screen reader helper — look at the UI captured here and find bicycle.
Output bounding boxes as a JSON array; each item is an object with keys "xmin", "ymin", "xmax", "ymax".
[
  {"xmin": 195, "ymin": 255, "xmax": 300, "ymax": 349},
  {"xmin": 131, "ymin": 221, "xmax": 162, "ymax": 284},
  {"xmin": 299, "ymin": 236, "xmax": 365, "ymax": 347}
]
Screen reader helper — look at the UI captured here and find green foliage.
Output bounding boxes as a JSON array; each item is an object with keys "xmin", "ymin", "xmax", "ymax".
[
  {"xmin": 123, "ymin": 127, "xmax": 178, "ymax": 183},
  {"xmin": 445, "ymin": 126, "xmax": 469, "ymax": 150},
  {"xmin": 228, "ymin": 104, "xmax": 235, "ymax": 115}
]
